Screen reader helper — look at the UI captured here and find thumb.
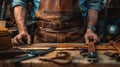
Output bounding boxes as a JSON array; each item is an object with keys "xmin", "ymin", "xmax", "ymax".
[
  {"xmin": 27, "ymin": 35, "xmax": 31, "ymax": 44},
  {"xmin": 85, "ymin": 36, "xmax": 89, "ymax": 44}
]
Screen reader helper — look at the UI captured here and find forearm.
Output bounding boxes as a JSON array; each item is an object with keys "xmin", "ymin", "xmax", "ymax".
[
  {"xmin": 14, "ymin": 6, "xmax": 27, "ymax": 33},
  {"xmin": 87, "ymin": 9, "xmax": 98, "ymax": 26}
]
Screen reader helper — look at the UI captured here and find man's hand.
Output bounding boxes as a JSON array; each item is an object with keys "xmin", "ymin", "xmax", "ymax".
[
  {"xmin": 12, "ymin": 31, "xmax": 31, "ymax": 45},
  {"xmin": 12, "ymin": 6, "xmax": 31, "ymax": 45},
  {"xmin": 84, "ymin": 29, "xmax": 99, "ymax": 44}
]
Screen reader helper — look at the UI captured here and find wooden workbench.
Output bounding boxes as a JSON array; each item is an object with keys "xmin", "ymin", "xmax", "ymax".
[{"xmin": 0, "ymin": 43, "xmax": 120, "ymax": 67}]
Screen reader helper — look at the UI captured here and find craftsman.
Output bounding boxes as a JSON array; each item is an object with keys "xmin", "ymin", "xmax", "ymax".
[{"xmin": 12, "ymin": 0, "xmax": 101, "ymax": 45}]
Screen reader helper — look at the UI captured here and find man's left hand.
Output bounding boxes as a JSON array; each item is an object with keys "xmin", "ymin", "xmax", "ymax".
[{"xmin": 84, "ymin": 29, "xmax": 100, "ymax": 44}]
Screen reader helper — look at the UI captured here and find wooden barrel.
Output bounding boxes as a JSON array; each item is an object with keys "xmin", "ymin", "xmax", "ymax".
[{"xmin": 0, "ymin": 27, "xmax": 12, "ymax": 50}]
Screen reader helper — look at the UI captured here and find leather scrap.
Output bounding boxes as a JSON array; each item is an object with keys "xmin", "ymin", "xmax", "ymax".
[
  {"xmin": 39, "ymin": 51, "xmax": 72, "ymax": 64},
  {"xmin": 104, "ymin": 52, "xmax": 120, "ymax": 62},
  {"xmin": 104, "ymin": 52, "xmax": 119, "ymax": 58}
]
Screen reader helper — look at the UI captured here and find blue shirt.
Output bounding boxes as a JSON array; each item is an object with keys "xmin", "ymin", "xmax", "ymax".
[{"xmin": 12, "ymin": 0, "xmax": 101, "ymax": 19}]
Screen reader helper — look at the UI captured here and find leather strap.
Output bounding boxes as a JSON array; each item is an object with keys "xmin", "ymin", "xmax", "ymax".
[
  {"xmin": 39, "ymin": 27, "xmax": 78, "ymax": 33},
  {"xmin": 39, "ymin": 51, "xmax": 72, "ymax": 64},
  {"xmin": 35, "ymin": 0, "xmax": 82, "ymax": 21},
  {"xmin": 38, "ymin": 21, "xmax": 81, "ymax": 30},
  {"xmin": 16, "ymin": 43, "xmax": 116, "ymax": 50}
]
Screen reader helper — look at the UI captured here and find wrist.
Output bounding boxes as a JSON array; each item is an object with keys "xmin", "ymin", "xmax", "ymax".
[
  {"xmin": 18, "ymin": 25, "xmax": 28, "ymax": 33},
  {"xmin": 18, "ymin": 28, "xmax": 28, "ymax": 33},
  {"xmin": 87, "ymin": 25, "xmax": 96, "ymax": 32},
  {"xmin": 18, "ymin": 31, "xmax": 28, "ymax": 34},
  {"xmin": 86, "ymin": 28, "xmax": 94, "ymax": 33}
]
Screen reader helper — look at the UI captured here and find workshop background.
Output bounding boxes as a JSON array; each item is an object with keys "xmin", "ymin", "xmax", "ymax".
[{"xmin": 0, "ymin": 0, "xmax": 120, "ymax": 67}]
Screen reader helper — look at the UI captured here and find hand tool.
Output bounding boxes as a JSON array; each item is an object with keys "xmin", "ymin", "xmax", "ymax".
[
  {"xmin": 1, "ymin": 47, "xmax": 56, "ymax": 63},
  {"xmin": 87, "ymin": 40, "xmax": 98, "ymax": 62}
]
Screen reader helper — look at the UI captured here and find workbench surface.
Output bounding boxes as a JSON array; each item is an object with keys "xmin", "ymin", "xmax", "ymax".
[{"xmin": 0, "ymin": 43, "xmax": 120, "ymax": 67}]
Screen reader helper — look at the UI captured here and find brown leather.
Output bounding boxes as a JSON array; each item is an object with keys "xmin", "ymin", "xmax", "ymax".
[
  {"xmin": 37, "ymin": 20, "xmax": 83, "ymax": 30},
  {"xmin": 39, "ymin": 51, "xmax": 72, "ymax": 64},
  {"xmin": 34, "ymin": 0, "xmax": 84, "ymax": 43},
  {"xmin": 35, "ymin": 0, "xmax": 81, "ymax": 22},
  {"xmin": 34, "ymin": 27, "xmax": 85, "ymax": 43}
]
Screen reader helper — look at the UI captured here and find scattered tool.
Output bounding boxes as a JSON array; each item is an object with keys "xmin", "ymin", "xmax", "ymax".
[
  {"xmin": 0, "ymin": 49, "xmax": 27, "ymax": 59},
  {"xmin": 87, "ymin": 41, "xmax": 98, "ymax": 62},
  {"xmin": 1, "ymin": 47, "xmax": 56, "ymax": 63},
  {"xmin": 39, "ymin": 51, "xmax": 72, "ymax": 64},
  {"xmin": 104, "ymin": 52, "xmax": 120, "ymax": 62},
  {"xmin": 104, "ymin": 41, "xmax": 120, "ymax": 62},
  {"xmin": 104, "ymin": 52, "xmax": 119, "ymax": 58},
  {"xmin": 80, "ymin": 48, "xmax": 88, "ymax": 56}
]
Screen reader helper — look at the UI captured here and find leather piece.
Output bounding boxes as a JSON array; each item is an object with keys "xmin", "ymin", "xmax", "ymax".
[
  {"xmin": 34, "ymin": 0, "xmax": 83, "ymax": 43},
  {"xmin": 34, "ymin": 27, "xmax": 85, "ymax": 43},
  {"xmin": 44, "ymin": 0, "xmax": 72, "ymax": 12},
  {"xmin": 39, "ymin": 51, "xmax": 72, "ymax": 64},
  {"xmin": 35, "ymin": 0, "xmax": 81, "ymax": 22}
]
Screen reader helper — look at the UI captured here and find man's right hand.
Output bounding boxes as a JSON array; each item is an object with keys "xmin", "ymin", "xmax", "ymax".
[{"xmin": 12, "ymin": 31, "xmax": 31, "ymax": 45}]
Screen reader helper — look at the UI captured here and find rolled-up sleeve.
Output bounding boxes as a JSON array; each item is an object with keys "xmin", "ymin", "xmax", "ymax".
[
  {"xmin": 87, "ymin": 0, "xmax": 101, "ymax": 11},
  {"xmin": 12, "ymin": 0, "xmax": 31, "ymax": 8}
]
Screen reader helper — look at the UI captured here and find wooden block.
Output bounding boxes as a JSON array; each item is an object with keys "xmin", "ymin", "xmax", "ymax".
[
  {"xmin": 0, "ymin": 36, "xmax": 12, "ymax": 50},
  {"xmin": 0, "ymin": 27, "xmax": 8, "ymax": 32},
  {"xmin": 0, "ymin": 27, "xmax": 13, "ymax": 50}
]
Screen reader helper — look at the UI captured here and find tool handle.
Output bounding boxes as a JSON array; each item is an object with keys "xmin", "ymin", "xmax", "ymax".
[
  {"xmin": 87, "ymin": 41, "xmax": 98, "ymax": 62},
  {"xmin": 8, "ymin": 47, "xmax": 55, "ymax": 63},
  {"xmin": 88, "ymin": 42, "xmax": 95, "ymax": 52},
  {"xmin": 39, "ymin": 47, "xmax": 56, "ymax": 56},
  {"xmin": 10, "ymin": 54, "xmax": 36, "ymax": 63}
]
